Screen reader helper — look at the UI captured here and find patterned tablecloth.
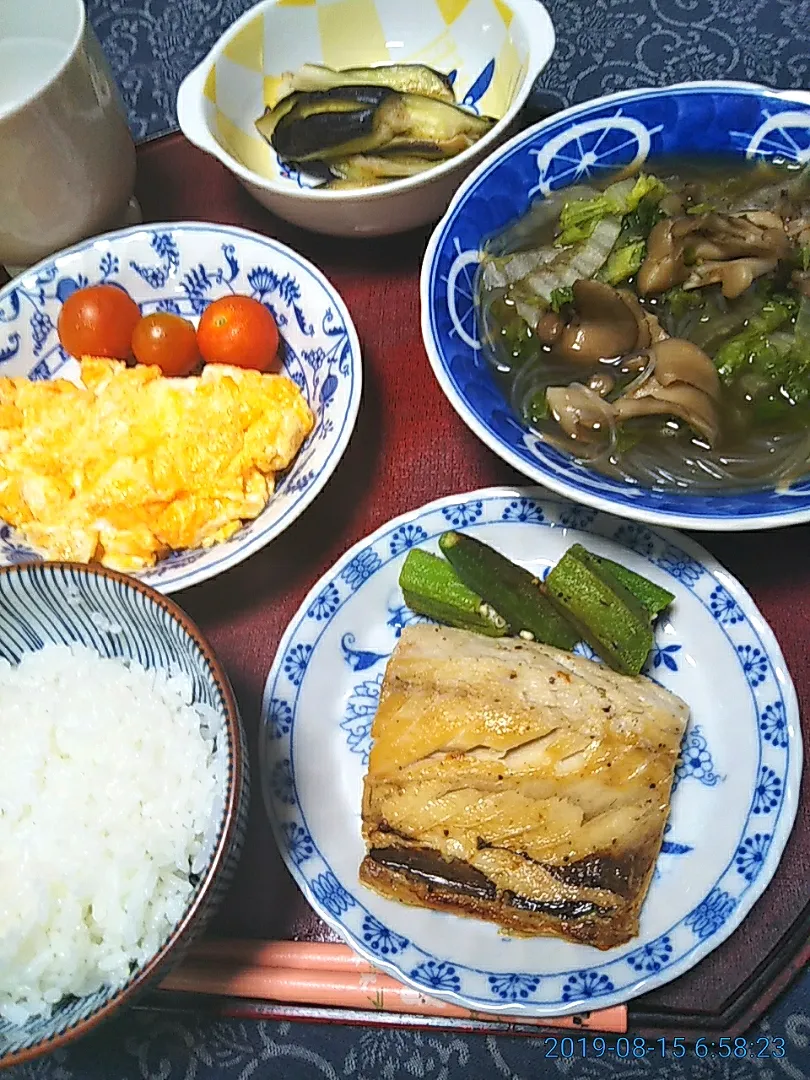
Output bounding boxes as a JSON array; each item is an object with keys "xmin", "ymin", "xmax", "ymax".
[{"xmin": 8, "ymin": 2, "xmax": 810, "ymax": 1078}]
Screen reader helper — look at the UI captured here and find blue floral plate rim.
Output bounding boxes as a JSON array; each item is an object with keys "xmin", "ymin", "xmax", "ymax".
[
  {"xmin": 421, "ymin": 80, "xmax": 810, "ymax": 533},
  {"xmin": 0, "ymin": 221, "xmax": 362, "ymax": 594},
  {"xmin": 259, "ymin": 485, "xmax": 802, "ymax": 1016}
]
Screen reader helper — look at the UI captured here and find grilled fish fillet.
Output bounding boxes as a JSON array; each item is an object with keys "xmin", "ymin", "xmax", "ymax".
[{"xmin": 360, "ymin": 624, "xmax": 689, "ymax": 948}]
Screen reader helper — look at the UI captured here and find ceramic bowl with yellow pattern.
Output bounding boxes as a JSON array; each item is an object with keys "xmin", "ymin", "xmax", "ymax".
[{"xmin": 176, "ymin": 0, "xmax": 554, "ymax": 237}]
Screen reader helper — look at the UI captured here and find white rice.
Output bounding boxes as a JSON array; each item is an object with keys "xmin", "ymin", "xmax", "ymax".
[{"xmin": 0, "ymin": 644, "xmax": 227, "ymax": 1025}]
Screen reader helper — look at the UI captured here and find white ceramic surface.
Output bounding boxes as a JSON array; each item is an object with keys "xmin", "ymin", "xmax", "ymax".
[
  {"xmin": 0, "ymin": 223, "xmax": 362, "ymax": 594},
  {"xmin": 261, "ymin": 487, "xmax": 801, "ymax": 1016},
  {"xmin": 176, "ymin": 0, "xmax": 554, "ymax": 238},
  {"xmin": 0, "ymin": 0, "xmax": 136, "ymax": 269}
]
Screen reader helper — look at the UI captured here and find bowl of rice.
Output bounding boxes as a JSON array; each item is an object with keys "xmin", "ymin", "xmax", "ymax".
[{"xmin": 0, "ymin": 562, "xmax": 248, "ymax": 1067}]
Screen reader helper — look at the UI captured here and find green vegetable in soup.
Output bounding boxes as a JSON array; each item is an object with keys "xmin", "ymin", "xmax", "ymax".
[
  {"xmin": 554, "ymin": 176, "xmax": 667, "ymax": 283},
  {"xmin": 549, "ymin": 286, "xmax": 574, "ymax": 312},
  {"xmin": 619, "ymin": 191, "xmax": 668, "ymax": 240},
  {"xmin": 713, "ymin": 297, "xmax": 810, "ymax": 418},
  {"xmin": 597, "ymin": 238, "xmax": 647, "ymax": 285},
  {"xmin": 556, "ymin": 196, "xmax": 615, "ymax": 247},
  {"xmin": 624, "ymin": 173, "xmax": 669, "ymax": 211},
  {"xmin": 662, "ymin": 286, "xmax": 706, "ymax": 321},
  {"xmin": 778, "ymin": 298, "xmax": 810, "ymax": 407},
  {"xmin": 556, "ymin": 174, "xmax": 668, "ymax": 247},
  {"xmin": 714, "ymin": 295, "xmax": 799, "ymax": 382},
  {"xmin": 675, "ymin": 281, "xmax": 778, "ymax": 356},
  {"xmin": 525, "ymin": 388, "xmax": 551, "ymax": 423},
  {"xmin": 796, "ymin": 295, "xmax": 810, "ymax": 347}
]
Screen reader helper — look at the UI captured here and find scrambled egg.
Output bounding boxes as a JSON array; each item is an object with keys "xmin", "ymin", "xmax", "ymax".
[{"xmin": 0, "ymin": 358, "xmax": 315, "ymax": 572}]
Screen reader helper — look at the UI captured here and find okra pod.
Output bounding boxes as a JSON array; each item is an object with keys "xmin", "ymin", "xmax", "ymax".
[
  {"xmin": 545, "ymin": 546, "xmax": 653, "ymax": 675},
  {"xmin": 579, "ymin": 548, "xmax": 675, "ymax": 620},
  {"xmin": 438, "ymin": 531, "xmax": 580, "ymax": 650},
  {"xmin": 399, "ymin": 548, "xmax": 508, "ymax": 637}
]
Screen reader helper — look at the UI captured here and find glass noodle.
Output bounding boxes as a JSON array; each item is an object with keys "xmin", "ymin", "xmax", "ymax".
[{"xmin": 475, "ymin": 157, "xmax": 810, "ymax": 493}]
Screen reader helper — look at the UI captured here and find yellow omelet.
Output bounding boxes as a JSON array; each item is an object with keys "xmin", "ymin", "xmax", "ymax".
[{"xmin": 0, "ymin": 358, "xmax": 315, "ymax": 572}]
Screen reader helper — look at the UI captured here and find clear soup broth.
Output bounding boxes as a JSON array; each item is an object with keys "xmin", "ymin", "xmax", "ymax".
[{"xmin": 475, "ymin": 156, "xmax": 810, "ymax": 493}]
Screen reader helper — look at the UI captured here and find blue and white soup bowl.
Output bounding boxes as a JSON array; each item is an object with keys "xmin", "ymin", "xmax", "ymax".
[
  {"xmin": 0, "ymin": 222, "xmax": 362, "ymax": 592},
  {"xmin": 421, "ymin": 81, "xmax": 810, "ymax": 532}
]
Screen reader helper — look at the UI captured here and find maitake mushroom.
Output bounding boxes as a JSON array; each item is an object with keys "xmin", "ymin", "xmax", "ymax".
[
  {"xmin": 543, "ymin": 282, "xmax": 722, "ymax": 449},
  {"xmin": 786, "ymin": 214, "xmax": 810, "ymax": 249},
  {"xmin": 612, "ymin": 337, "xmax": 721, "ymax": 446},
  {"xmin": 636, "ymin": 210, "xmax": 790, "ymax": 299},
  {"xmin": 535, "ymin": 279, "xmax": 639, "ymax": 361},
  {"xmin": 545, "ymin": 383, "xmax": 616, "ymax": 442},
  {"xmin": 787, "ymin": 214, "xmax": 810, "ymax": 300},
  {"xmin": 793, "ymin": 271, "xmax": 810, "ymax": 300}
]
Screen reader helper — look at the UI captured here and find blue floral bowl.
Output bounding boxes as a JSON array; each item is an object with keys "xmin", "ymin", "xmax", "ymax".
[
  {"xmin": 421, "ymin": 81, "xmax": 810, "ymax": 532},
  {"xmin": 0, "ymin": 222, "xmax": 361, "ymax": 591}
]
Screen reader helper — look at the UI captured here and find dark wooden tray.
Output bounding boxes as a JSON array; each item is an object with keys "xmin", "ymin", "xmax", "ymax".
[{"xmin": 132, "ymin": 128, "xmax": 810, "ymax": 1040}]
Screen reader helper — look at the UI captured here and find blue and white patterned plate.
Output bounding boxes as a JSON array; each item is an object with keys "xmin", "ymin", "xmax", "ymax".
[
  {"xmin": 421, "ymin": 81, "xmax": 810, "ymax": 532},
  {"xmin": 0, "ymin": 223, "xmax": 361, "ymax": 593},
  {"xmin": 260, "ymin": 486, "xmax": 801, "ymax": 1016}
]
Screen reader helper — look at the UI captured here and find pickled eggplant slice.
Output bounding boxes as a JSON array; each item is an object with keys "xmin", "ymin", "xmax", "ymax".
[
  {"xmin": 257, "ymin": 85, "xmax": 393, "ymax": 150},
  {"xmin": 288, "ymin": 62, "xmax": 456, "ymax": 104},
  {"xmin": 272, "ymin": 90, "xmax": 496, "ymax": 164},
  {"xmin": 288, "ymin": 85, "xmax": 393, "ymax": 112},
  {"xmin": 274, "ymin": 106, "xmax": 380, "ymax": 162},
  {"xmin": 287, "ymin": 159, "xmax": 336, "ymax": 184},
  {"xmin": 385, "ymin": 133, "xmax": 476, "ymax": 157},
  {"xmin": 324, "ymin": 178, "xmax": 380, "ymax": 190},
  {"xmin": 395, "ymin": 93, "xmax": 495, "ymax": 145},
  {"xmin": 383, "ymin": 141, "xmax": 455, "ymax": 160},
  {"xmin": 255, "ymin": 94, "xmax": 300, "ymax": 143},
  {"xmin": 328, "ymin": 153, "xmax": 437, "ymax": 184}
]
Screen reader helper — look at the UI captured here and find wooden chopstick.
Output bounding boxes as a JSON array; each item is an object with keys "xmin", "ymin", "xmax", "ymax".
[
  {"xmin": 189, "ymin": 939, "xmax": 375, "ymax": 971},
  {"xmin": 160, "ymin": 939, "xmax": 627, "ymax": 1033}
]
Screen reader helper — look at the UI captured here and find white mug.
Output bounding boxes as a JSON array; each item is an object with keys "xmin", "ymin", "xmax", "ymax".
[{"xmin": 0, "ymin": 0, "xmax": 138, "ymax": 271}]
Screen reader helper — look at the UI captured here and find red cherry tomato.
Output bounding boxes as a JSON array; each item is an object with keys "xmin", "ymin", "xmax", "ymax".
[
  {"xmin": 131, "ymin": 312, "xmax": 201, "ymax": 376},
  {"xmin": 57, "ymin": 284, "xmax": 141, "ymax": 360},
  {"xmin": 196, "ymin": 295, "xmax": 280, "ymax": 372}
]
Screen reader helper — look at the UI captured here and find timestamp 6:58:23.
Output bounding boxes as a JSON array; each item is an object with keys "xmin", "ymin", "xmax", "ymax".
[{"xmin": 540, "ymin": 1036, "xmax": 786, "ymax": 1059}]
